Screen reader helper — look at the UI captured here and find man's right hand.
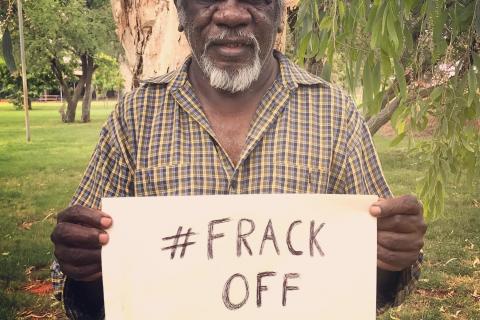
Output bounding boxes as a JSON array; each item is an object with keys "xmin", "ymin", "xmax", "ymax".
[{"xmin": 51, "ymin": 205, "xmax": 112, "ymax": 281}]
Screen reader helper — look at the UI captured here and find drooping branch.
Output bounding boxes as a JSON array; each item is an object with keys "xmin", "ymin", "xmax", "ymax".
[{"xmin": 367, "ymin": 86, "xmax": 435, "ymax": 135}]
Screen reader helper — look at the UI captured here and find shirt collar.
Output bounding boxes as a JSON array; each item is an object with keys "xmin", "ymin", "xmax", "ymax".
[{"xmin": 141, "ymin": 50, "xmax": 329, "ymax": 91}]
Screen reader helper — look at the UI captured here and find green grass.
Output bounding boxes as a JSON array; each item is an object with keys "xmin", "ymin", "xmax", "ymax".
[
  {"xmin": 0, "ymin": 101, "xmax": 479, "ymax": 319},
  {"xmin": 0, "ymin": 101, "xmax": 114, "ymax": 319}
]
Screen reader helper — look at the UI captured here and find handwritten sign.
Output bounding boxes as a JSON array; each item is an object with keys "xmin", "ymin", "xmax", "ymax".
[{"xmin": 102, "ymin": 194, "xmax": 377, "ymax": 319}]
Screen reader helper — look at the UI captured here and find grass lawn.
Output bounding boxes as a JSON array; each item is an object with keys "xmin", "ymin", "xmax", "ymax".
[{"xmin": 0, "ymin": 101, "xmax": 479, "ymax": 319}]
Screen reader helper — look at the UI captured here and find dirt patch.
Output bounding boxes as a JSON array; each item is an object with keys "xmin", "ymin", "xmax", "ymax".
[{"xmin": 22, "ymin": 281, "xmax": 53, "ymax": 296}]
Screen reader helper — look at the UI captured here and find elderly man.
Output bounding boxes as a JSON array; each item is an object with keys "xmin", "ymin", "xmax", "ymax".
[{"xmin": 51, "ymin": 0, "xmax": 426, "ymax": 319}]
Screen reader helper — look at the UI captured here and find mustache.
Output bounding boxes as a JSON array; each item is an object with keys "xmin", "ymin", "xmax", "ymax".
[{"xmin": 203, "ymin": 30, "xmax": 260, "ymax": 52}]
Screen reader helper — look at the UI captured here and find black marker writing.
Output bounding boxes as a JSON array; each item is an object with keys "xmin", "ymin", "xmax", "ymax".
[
  {"xmin": 309, "ymin": 221, "xmax": 325, "ymax": 257},
  {"xmin": 259, "ymin": 219, "xmax": 280, "ymax": 255},
  {"xmin": 282, "ymin": 273, "xmax": 300, "ymax": 306},
  {"xmin": 222, "ymin": 273, "xmax": 249, "ymax": 310},
  {"xmin": 286, "ymin": 220, "xmax": 303, "ymax": 255},
  {"xmin": 237, "ymin": 219, "xmax": 255, "ymax": 257},
  {"xmin": 161, "ymin": 226, "xmax": 196, "ymax": 259},
  {"xmin": 208, "ymin": 218, "xmax": 230, "ymax": 259},
  {"xmin": 257, "ymin": 271, "xmax": 276, "ymax": 307}
]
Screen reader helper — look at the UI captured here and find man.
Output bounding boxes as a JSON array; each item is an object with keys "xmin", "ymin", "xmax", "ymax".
[{"xmin": 51, "ymin": 0, "xmax": 427, "ymax": 319}]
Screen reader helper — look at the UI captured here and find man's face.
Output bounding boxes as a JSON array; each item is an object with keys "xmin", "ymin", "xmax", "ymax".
[{"xmin": 177, "ymin": 0, "xmax": 281, "ymax": 93}]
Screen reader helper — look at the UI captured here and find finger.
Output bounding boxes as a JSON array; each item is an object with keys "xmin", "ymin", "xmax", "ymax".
[
  {"xmin": 377, "ymin": 260, "xmax": 403, "ymax": 272},
  {"xmin": 59, "ymin": 262, "xmax": 102, "ymax": 281},
  {"xmin": 378, "ymin": 231, "xmax": 424, "ymax": 251},
  {"xmin": 370, "ymin": 195, "xmax": 423, "ymax": 218},
  {"xmin": 57, "ymin": 205, "xmax": 112, "ymax": 229},
  {"xmin": 78, "ymin": 272, "xmax": 103, "ymax": 282},
  {"xmin": 54, "ymin": 244, "xmax": 101, "ymax": 266},
  {"xmin": 377, "ymin": 244, "xmax": 419, "ymax": 270},
  {"xmin": 377, "ymin": 215, "xmax": 424, "ymax": 233},
  {"xmin": 51, "ymin": 222, "xmax": 108, "ymax": 248}
]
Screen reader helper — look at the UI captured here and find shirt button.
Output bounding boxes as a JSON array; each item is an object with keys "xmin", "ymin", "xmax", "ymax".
[{"xmin": 229, "ymin": 181, "xmax": 237, "ymax": 193}]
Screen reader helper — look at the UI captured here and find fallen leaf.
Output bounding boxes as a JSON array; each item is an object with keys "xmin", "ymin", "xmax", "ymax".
[
  {"xmin": 473, "ymin": 257, "xmax": 480, "ymax": 267},
  {"xmin": 440, "ymin": 305, "xmax": 446, "ymax": 313},
  {"xmin": 473, "ymin": 199, "xmax": 480, "ymax": 208},
  {"xmin": 1, "ymin": 252, "xmax": 9, "ymax": 256},
  {"xmin": 445, "ymin": 258, "xmax": 458, "ymax": 265},
  {"xmin": 23, "ymin": 281, "xmax": 53, "ymax": 296},
  {"xmin": 473, "ymin": 290, "xmax": 480, "ymax": 302},
  {"xmin": 20, "ymin": 221, "xmax": 33, "ymax": 230}
]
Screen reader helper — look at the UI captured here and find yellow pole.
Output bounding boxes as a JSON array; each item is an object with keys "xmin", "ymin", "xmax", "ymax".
[{"xmin": 17, "ymin": 0, "xmax": 30, "ymax": 142}]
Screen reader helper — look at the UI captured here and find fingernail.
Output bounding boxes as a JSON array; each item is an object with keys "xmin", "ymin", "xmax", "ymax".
[
  {"xmin": 100, "ymin": 217, "xmax": 112, "ymax": 228},
  {"xmin": 99, "ymin": 233, "xmax": 109, "ymax": 245},
  {"xmin": 370, "ymin": 205, "xmax": 382, "ymax": 217}
]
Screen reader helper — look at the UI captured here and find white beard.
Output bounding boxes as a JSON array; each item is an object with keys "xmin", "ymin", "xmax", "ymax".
[{"xmin": 197, "ymin": 31, "xmax": 262, "ymax": 94}]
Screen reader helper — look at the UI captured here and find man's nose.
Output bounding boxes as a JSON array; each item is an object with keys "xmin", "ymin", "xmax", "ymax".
[{"xmin": 212, "ymin": 0, "xmax": 252, "ymax": 29}]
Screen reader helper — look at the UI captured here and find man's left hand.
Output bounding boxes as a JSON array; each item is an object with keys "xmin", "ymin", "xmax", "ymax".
[{"xmin": 370, "ymin": 195, "xmax": 427, "ymax": 271}]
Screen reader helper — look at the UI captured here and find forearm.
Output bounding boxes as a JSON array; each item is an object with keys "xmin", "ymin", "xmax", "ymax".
[{"xmin": 63, "ymin": 277, "xmax": 105, "ymax": 320}]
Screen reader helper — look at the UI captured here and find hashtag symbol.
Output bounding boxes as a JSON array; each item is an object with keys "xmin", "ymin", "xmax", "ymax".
[{"xmin": 161, "ymin": 226, "xmax": 197, "ymax": 259}]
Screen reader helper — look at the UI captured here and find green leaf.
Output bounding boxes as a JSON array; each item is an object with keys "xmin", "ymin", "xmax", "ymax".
[
  {"xmin": 476, "ymin": 1, "xmax": 480, "ymax": 35},
  {"xmin": 338, "ymin": 1, "xmax": 346, "ymax": 19},
  {"xmin": 386, "ymin": 12, "xmax": 399, "ymax": 51},
  {"xmin": 321, "ymin": 62, "xmax": 332, "ymax": 82},
  {"xmin": 467, "ymin": 67, "xmax": 478, "ymax": 107},
  {"xmin": 430, "ymin": 87, "xmax": 443, "ymax": 101},
  {"xmin": 1, "ymin": 29, "xmax": 17, "ymax": 74},
  {"xmin": 319, "ymin": 16, "xmax": 333, "ymax": 30},
  {"xmin": 380, "ymin": 51, "xmax": 392, "ymax": 76},
  {"xmin": 393, "ymin": 57, "xmax": 407, "ymax": 98},
  {"xmin": 390, "ymin": 132, "xmax": 406, "ymax": 147}
]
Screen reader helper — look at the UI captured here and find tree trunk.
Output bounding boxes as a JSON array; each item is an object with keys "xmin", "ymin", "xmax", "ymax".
[
  {"xmin": 51, "ymin": 55, "xmax": 90, "ymax": 123},
  {"xmin": 110, "ymin": 0, "xmax": 299, "ymax": 90},
  {"xmin": 81, "ymin": 54, "xmax": 96, "ymax": 123}
]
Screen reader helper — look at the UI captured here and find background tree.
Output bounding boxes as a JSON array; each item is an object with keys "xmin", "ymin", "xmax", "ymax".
[
  {"xmin": 93, "ymin": 52, "xmax": 124, "ymax": 97},
  {"xmin": 2, "ymin": 0, "xmax": 120, "ymax": 122},
  {"xmin": 294, "ymin": 0, "xmax": 479, "ymax": 218},
  {"xmin": 0, "ymin": 56, "xmax": 57, "ymax": 109}
]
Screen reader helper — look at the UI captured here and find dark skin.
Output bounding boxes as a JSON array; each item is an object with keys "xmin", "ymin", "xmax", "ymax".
[
  {"xmin": 51, "ymin": 0, "xmax": 427, "ymax": 312},
  {"xmin": 185, "ymin": 0, "xmax": 281, "ymax": 164}
]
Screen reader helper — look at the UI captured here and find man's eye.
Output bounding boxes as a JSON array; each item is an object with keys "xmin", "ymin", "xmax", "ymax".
[
  {"xmin": 195, "ymin": 0, "xmax": 272, "ymax": 5},
  {"xmin": 244, "ymin": 0, "xmax": 272, "ymax": 5}
]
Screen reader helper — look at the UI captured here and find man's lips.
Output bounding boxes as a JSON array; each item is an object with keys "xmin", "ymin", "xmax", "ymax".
[{"xmin": 207, "ymin": 38, "xmax": 254, "ymax": 57}]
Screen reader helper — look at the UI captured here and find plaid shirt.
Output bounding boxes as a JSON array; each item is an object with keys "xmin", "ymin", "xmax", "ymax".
[{"xmin": 52, "ymin": 51, "xmax": 421, "ymax": 319}]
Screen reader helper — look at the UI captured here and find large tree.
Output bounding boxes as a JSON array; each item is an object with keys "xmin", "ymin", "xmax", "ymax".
[
  {"xmin": 294, "ymin": 0, "xmax": 479, "ymax": 217},
  {"xmin": 2, "ymin": 0, "xmax": 119, "ymax": 122}
]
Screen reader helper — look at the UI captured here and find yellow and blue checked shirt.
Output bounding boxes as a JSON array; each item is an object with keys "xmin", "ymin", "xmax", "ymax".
[{"xmin": 52, "ymin": 51, "xmax": 421, "ymax": 318}]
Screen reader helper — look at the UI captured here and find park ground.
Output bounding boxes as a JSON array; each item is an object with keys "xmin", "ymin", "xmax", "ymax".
[{"xmin": 0, "ymin": 101, "xmax": 479, "ymax": 319}]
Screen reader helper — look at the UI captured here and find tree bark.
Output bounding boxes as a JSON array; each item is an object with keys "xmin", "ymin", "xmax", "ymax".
[
  {"xmin": 110, "ymin": 0, "xmax": 299, "ymax": 90},
  {"xmin": 81, "ymin": 54, "xmax": 97, "ymax": 123},
  {"xmin": 367, "ymin": 86, "xmax": 436, "ymax": 135},
  {"xmin": 51, "ymin": 57, "xmax": 86, "ymax": 123}
]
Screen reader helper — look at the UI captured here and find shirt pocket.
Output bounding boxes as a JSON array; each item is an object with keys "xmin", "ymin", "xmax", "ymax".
[
  {"xmin": 134, "ymin": 164, "xmax": 228, "ymax": 196},
  {"xmin": 250, "ymin": 163, "xmax": 328, "ymax": 194}
]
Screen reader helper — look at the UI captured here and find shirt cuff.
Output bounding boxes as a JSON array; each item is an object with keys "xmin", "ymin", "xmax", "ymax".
[
  {"xmin": 63, "ymin": 277, "xmax": 105, "ymax": 320},
  {"xmin": 376, "ymin": 251, "xmax": 424, "ymax": 314}
]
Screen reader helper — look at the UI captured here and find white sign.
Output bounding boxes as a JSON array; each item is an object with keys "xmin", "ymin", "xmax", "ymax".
[{"xmin": 102, "ymin": 194, "xmax": 377, "ymax": 319}]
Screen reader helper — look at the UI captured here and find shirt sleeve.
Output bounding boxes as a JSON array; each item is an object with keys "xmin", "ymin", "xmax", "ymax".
[
  {"xmin": 338, "ymin": 99, "xmax": 423, "ymax": 313},
  {"xmin": 51, "ymin": 99, "xmax": 134, "ymax": 319}
]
